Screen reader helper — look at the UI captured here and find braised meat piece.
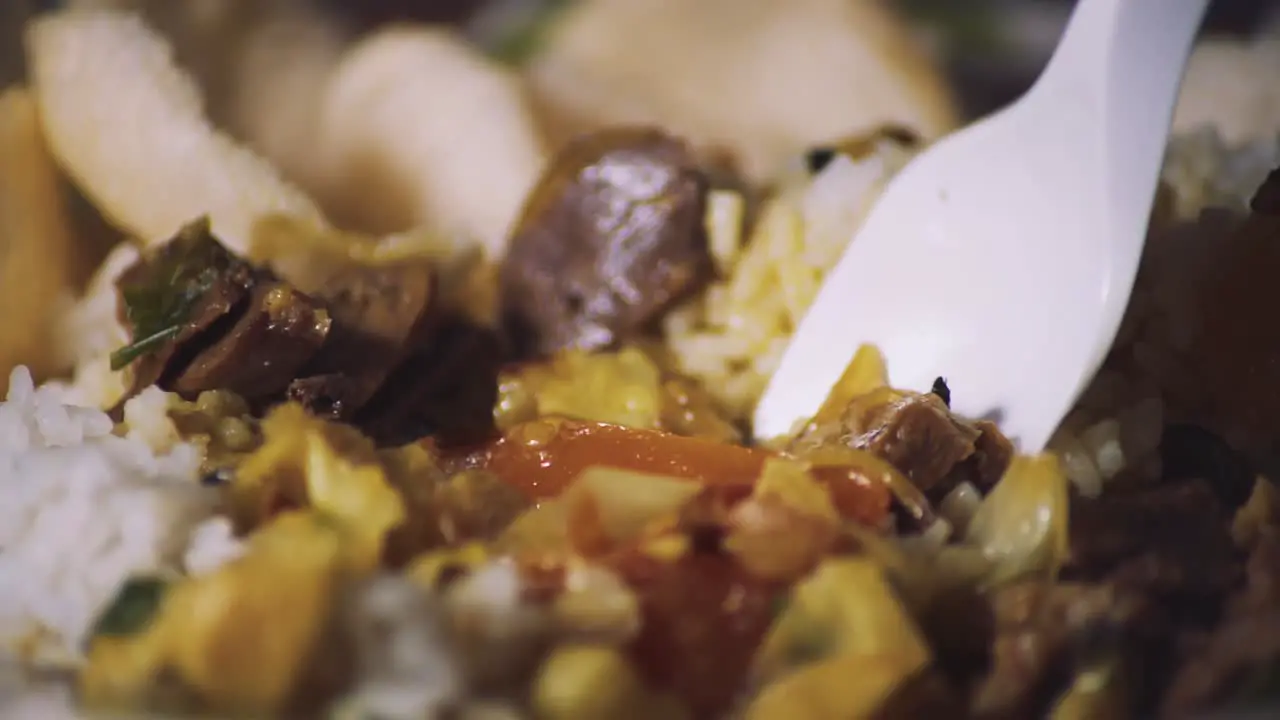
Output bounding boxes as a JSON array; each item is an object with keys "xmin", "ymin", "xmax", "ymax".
[
  {"xmin": 1161, "ymin": 423, "xmax": 1257, "ymax": 510},
  {"xmin": 168, "ymin": 282, "xmax": 331, "ymax": 403},
  {"xmin": 501, "ymin": 127, "xmax": 713, "ymax": 356},
  {"xmin": 289, "ymin": 261, "xmax": 436, "ymax": 420},
  {"xmin": 1189, "ymin": 168, "xmax": 1280, "ymax": 455},
  {"xmin": 1066, "ymin": 480, "xmax": 1240, "ymax": 602},
  {"xmin": 971, "ymin": 581, "xmax": 1154, "ymax": 720},
  {"xmin": 356, "ymin": 318, "xmax": 505, "ymax": 447},
  {"xmin": 954, "ymin": 419, "xmax": 1017, "ymax": 494},
  {"xmin": 112, "ymin": 217, "xmax": 260, "ymax": 394},
  {"xmin": 790, "ymin": 389, "xmax": 1012, "ymax": 495},
  {"xmin": 1161, "ymin": 528, "xmax": 1280, "ymax": 716},
  {"xmin": 110, "ymin": 218, "xmax": 502, "ymax": 446}
]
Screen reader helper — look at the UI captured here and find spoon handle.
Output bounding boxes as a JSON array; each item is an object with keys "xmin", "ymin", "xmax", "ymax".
[
  {"xmin": 1032, "ymin": 0, "xmax": 1209, "ymax": 221},
  {"xmin": 1030, "ymin": 0, "xmax": 1208, "ymax": 370}
]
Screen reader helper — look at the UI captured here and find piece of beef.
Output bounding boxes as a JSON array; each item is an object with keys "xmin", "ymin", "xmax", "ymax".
[
  {"xmin": 1160, "ymin": 527, "xmax": 1280, "ymax": 717},
  {"xmin": 1066, "ymin": 480, "xmax": 1240, "ymax": 604},
  {"xmin": 168, "ymin": 282, "xmax": 331, "ymax": 404},
  {"xmin": 971, "ymin": 581, "xmax": 1154, "ymax": 720},
  {"xmin": 501, "ymin": 127, "xmax": 713, "ymax": 356},
  {"xmin": 789, "ymin": 390, "xmax": 1011, "ymax": 496},
  {"xmin": 1162, "ymin": 423, "xmax": 1257, "ymax": 510},
  {"xmin": 113, "ymin": 219, "xmax": 258, "ymax": 395},
  {"xmin": 290, "ymin": 261, "xmax": 437, "ymax": 420},
  {"xmin": 1188, "ymin": 167, "xmax": 1280, "ymax": 456},
  {"xmin": 111, "ymin": 219, "xmax": 516, "ymax": 448},
  {"xmin": 953, "ymin": 419, "xmax": 1018, "ymax": 493},
  {"xmin": 356, "ymin": 318, "xmax": 505, "ymax": 447}
]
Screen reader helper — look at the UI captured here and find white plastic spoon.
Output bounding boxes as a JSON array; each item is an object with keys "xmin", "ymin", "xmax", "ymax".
[{"xmin": 754, "ymin": 0, "xmax": 1210, "ymax": 451}]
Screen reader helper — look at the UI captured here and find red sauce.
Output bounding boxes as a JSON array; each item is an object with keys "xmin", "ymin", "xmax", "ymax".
[
  {"xmin": 451, "ymin": 419, "xmax": 770, "ymax": 498},
  {"xmin": 441, "ymin": 419, "xmax": 892, "ymax": 527},
  {"xmin": 429, "ymin": 420, "xmax": 901, "ymax": 715},
  {"xmin": 609, "ymin": 548, "xmax": 784, "ymax": 718}
]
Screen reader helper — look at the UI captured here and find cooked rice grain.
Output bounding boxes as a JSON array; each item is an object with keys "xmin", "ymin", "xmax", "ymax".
[
  {"xmin": 0, "ymin": 367, "xmax": 216, "ymax": 665},
  {"xmin": 664, "ymin": 147, "xmax": 912, "ymax": 419}
]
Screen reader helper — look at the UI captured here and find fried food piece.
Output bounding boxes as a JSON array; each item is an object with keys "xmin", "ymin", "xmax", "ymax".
[
  {"xmin": 0, "ymin": 86, "xmax": 82, "ymax": 390},
  {"xmin": 526, "ymin": 0, "xmax": 957, "ymax": 183},
  {"xmin": 314, "ymin": 26, "xmax": 548, "ymax": 254},
  {"xmin": 25, "ymin": 10, "xmax": 328, "ymax": 255}
]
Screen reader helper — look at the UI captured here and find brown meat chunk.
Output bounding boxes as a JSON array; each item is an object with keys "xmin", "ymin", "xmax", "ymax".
[
  {"xmin": 972, "ymin": 581, "xmax": 1152, "ymax": 720},
  {"xmin": 356, "ymin": 318, "xmax": 505, "ymax": 447},
  {"xmin": 790, "ymin": 390, "xmax": 999, "ymax": 495},
  {"xmin": 111, "ymin": 220, "xmax": 510, "ymax": 448},
  {"xmin": 501, "ymin": 127, "xmax": 712, "ymax": 356},
  {"xmin": 291, "ymin": 262, "xmax": 436, "ymax": 420},
  {"xmin": 114, "ymin": 220, "xmax": 257, "ymax": 394},
  {"xmin": 1067, "ymin": 480, "xmax": 1240, "ymax": 600},
  {"xmin": 960, "ymin": 420, "xmax": 1017, "ymax": 491},
  {"xmin": 1161, "ymin": 423, "xmax": 1256, "ymax": 510},
  {"xmin": 1161, "ymin": 530, "xmax": 1280, "ymax": 716},
  {"xmin": 1190, "ymin": 168, "xmax": 1280, "ymax": 454},
  {"xmin": 168, "ymin": 283, "xmax": 331, "ymax": 403}
]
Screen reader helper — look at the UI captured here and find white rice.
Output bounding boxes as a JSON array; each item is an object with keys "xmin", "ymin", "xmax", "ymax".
[
  {"xmin": 338, "ymin": 576, "xmax": 466, "ymax": 720},
  {"xmin": 47, "ymin": 242, "xmax": 137, "ymax": 411},
  {"xmin": 181, "ymin": 516, "xmax": 247, "ymax": 577},
  {"xmin": 0, "ymin": 366, "xmax": 218, "ymax": 665},
  {"xmin": 0, "ymin": 676, "xmax": 82, "ymax": 720}
]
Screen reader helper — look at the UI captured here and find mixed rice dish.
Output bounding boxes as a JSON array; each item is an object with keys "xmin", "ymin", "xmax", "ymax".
[{"xmin": 6, "ymin": 2, "xmax": 1280, "ymax": 719}]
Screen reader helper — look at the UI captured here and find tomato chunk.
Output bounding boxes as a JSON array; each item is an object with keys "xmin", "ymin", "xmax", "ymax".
[
  {"xmin": 454, "ymin": 419, "xmax": 768, "ymax": 497},
  {"xmin": 444, "ymin": 419, "xmax": 890, "ymax": 527},
  {"xmin": 609, "ymin": 548, "xmax": 783, "ymax": 718}
]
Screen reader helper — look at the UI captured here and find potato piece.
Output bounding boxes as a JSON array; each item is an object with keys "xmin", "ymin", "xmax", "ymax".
[
  {"xmin": 527, "ymin": 0, "xmax": 957, "ymax": 183},
  {"xmin": 748, "ymin": 558, "xmax": 932, "ymax": 719},
  {"xmin": 161, "ymin": 511, "xmax": 349, "ymax": 715},
  {"xmin": 533, "ymin": 645, "xmax": 688, "ymax": 720},
  {"xmin": 25, "ymin": 9, "xmax": 329, "ymax": 255},
  {"xmin": 0, "ymin": 86, "xmax": 81, "ymax": 390},
  {"xmin": 745, "ymin": 652, "xmax": 928, "ymax": 720},
  {"xmin": 316, "ymin": 26, "xmax": 547, "ymax": 255}
]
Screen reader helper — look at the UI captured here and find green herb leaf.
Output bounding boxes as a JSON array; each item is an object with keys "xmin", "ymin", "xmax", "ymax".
[
  {"xmin": 109, "ymin": 217, "xmax": 243, "ymax": 371},
  {"xmin": 90, "ymin": 576, "xmax": 170, "ymax": 639},
  {"xmin": 477, "ymin": 0, "xmax": 575, "ymax": 66}
]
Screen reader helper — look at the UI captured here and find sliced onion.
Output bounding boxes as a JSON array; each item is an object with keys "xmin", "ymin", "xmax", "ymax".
[
  {"xmin": 753, "ymin": 557, "xmax": 929, "ymax": 683},
  {"xmin": 919, "ymin": 516, "xmax": 953, "ymax": 548},
  {"xmin": 497, "ymin": 466, "xmax": 702, "ymax": 556},
  {"xmin": 726, "ymin": 459, "xmax": 839, "ymax": 581},
  {"xmin": 964, "ymin": 454, "xmax": 1070, "ymax": 588},
  {"xmin": 553, "ymin": 563, "xmax": 641, "ymax": 644},
  {"xmin": 938, "ymin": 481, "xmax": 982, "ymax": 535}
]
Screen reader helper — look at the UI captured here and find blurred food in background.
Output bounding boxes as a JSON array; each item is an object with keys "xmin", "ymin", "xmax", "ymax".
[{"xmin": 6, "ymin": 2, "xmax": 1280, "ymax": 719}]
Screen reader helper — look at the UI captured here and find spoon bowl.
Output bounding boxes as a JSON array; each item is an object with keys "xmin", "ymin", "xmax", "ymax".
[{"xmin": 754, "ymin": 0, "xmax": 1210, "ymax": 450}]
